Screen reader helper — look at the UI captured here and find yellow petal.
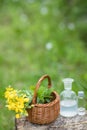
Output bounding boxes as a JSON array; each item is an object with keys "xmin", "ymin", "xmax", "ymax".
[{"xmin": 16, "ymin": 114, "xmax": 20, "ymax": 118}]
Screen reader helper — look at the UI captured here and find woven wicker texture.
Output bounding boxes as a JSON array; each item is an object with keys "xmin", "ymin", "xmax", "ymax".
[{"xmin": 26, "ymin": 75, "xmax": 60, "ymax": 124}]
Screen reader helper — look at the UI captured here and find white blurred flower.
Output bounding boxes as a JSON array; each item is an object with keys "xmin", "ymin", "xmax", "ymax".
[
  {"xmin": 68, "ymin": 23, "xmax": 75, "ymax": 30},
  {"xmin": 20, "ymin": 13, "xmax": 28, "ymax": 23},
  {"xmin": 45, "ymin": 42, "xmax": 53, "ymax": 50},
  {"xmin": 40, "ymin": 7, "xmax": 48, "ymax": 15}
]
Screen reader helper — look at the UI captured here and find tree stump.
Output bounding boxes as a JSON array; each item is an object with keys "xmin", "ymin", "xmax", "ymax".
[{"xmin": 15, "ymin": 111, "xmax": 87, "ymax": 130}]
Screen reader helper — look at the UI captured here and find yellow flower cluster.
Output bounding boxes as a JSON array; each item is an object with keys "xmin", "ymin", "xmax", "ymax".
[{"xmin": 4, "ymin": 86, "xmax": 29, "ymax": 118}]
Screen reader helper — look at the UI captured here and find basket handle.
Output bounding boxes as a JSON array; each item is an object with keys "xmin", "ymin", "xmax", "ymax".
[{"xmin": 32, "ymin": 75, "xmax": 52, "ymax": 104}]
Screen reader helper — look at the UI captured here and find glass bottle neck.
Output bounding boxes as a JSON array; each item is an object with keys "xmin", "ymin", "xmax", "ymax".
[
  {"xmin": 64, "ymin": 84, "xmax": 72, "ymax": 90},
  {"xmin": 65, "ymin": 88, "xmax": 71, "ymax": 91}
]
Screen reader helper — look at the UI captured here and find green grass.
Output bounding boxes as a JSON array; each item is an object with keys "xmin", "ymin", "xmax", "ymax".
[{"xmin": 0, "ymin": 0, "xmax": 87, "ymax": 130}]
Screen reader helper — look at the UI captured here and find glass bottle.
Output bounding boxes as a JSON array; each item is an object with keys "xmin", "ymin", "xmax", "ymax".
[
  {"xmin": 78, "ymin": 91, "xmax": 85, "ymax": 115},
  {"xmin": 60, "ymin": 78, "xmax": 78, "ymax": 117}
]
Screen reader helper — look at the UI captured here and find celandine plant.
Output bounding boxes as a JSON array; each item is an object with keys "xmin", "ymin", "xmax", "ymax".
[
  {"xmin": 4, "ymin": 86, "xmax": 34, "ymax": 118},
  {"xmin": 4, "ymin": 85, "xmax": 54, "ymax": 119}
]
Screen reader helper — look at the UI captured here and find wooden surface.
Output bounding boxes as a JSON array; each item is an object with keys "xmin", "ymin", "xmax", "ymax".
[{"xmin": 15, "ymin": 112, "xmax": 87, "ymax": 130}]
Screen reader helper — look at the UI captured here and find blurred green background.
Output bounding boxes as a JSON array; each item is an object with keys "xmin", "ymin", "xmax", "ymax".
[{"xmin": 0, "ymin": 0, "xmax": 87, "ymax": 129}]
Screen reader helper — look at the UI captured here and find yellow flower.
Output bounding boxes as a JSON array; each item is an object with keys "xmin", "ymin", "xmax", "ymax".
[
  {"xmin": 24, "ymin": 98, "xmax": 29, "ymax": 102},
  {"xmin": 6, "ymin": 85, "xmax": 13, "ymax": 91},
  {"xmin": 5, "ymin": 86, "xmax": 32, "ymax": 118},
  {"xmin": 5, "ymin": 87, "xmax": 17, "ymax": 99},
  {"xmin": 16, "ymin": 114, "xmax": 20, "ymax": 118}
]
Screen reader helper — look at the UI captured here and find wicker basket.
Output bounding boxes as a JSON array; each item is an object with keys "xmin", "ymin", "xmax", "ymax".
[{"xmin": 26, "ymin": 75, "xmax": 60, "ymax": 124}]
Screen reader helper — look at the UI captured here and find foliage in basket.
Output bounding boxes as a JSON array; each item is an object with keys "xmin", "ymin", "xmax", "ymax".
[
  {"xmin": 4, "ymin": 85, "xmax": 54, "ymax": 118},
  {"xmin": 29, "ymin": 85, "xmax": 54, "ymax": 104}
]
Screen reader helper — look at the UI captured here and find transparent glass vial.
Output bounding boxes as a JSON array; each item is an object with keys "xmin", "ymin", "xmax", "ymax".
[
  {"xmin": 60, "ymin": 78, "xmax": 78, "ymax": 117},
  {"xmin": 78, "ymin": 91, "xmax": 85, "ymax": 115}
]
